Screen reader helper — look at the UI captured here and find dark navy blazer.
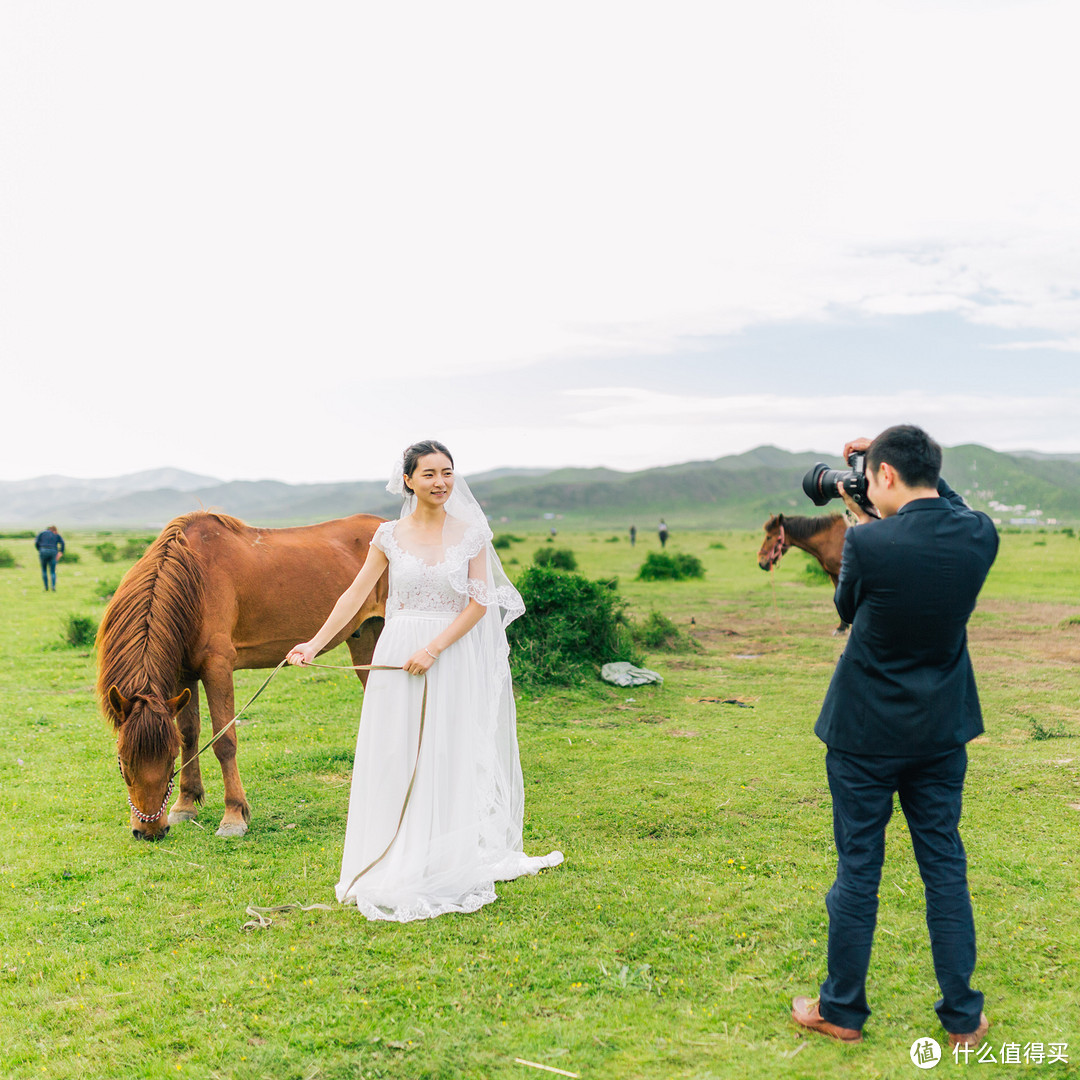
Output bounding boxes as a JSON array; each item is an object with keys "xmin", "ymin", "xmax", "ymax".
[{"xmin": 814, "ymin": 478, "xmax": 999, "ymax": 757}]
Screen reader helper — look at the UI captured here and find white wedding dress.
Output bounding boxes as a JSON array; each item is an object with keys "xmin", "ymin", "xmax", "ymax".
[{"xmin": 335, "ymin": 512, "xmax": 563, "ymax": 921}]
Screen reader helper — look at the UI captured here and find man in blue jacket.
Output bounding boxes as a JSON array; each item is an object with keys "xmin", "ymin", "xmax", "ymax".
[
  {"xmin": 792, "ymin": 425, "xmax": 998, "ymax": 1050},
  {"xmin": 34, "ymin": 525, "xmax": 66, "ymax": 591}
]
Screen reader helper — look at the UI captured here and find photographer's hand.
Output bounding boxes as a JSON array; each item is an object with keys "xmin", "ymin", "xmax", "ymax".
[
  {"xmin": 842, "ymin": 436, "xmax": 872, "ymax": 460},
  {"xmin": 838, "ymin": 486, "xmax": 878, "ymax": 524}
]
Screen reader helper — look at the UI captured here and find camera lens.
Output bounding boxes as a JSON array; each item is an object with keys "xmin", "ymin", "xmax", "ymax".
[{"xmin": 802, "ymin": 463, "xmax": 845, "ymax": 506}]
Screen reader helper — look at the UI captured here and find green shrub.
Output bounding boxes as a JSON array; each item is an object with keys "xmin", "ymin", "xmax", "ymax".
[
  {"xmin": 533, "ymin": 547, "xmax": 578, "ymax": 571},
  {"xmin": 63, "ymin": 613, "xmax": 98, "ymax": 648},
  {"xmin": 0, "ymin": 530, "xmax": 34, "ymax": 540},
  {"xmin": 632, "ymin": 610, "xmax": 699, "ymax": 652},
  {"xmin": 708, "ymin": 541, "xmax": 726, "ymax": 550},
  {"xmin": 493, "ymin": 533, "xmax": 524, "ymax": 550},
  {"xmin": 95, "ymin": 541, "xmax": 119, "ymax": 563},
  {"xmin": 508, "ymin": 566, "xmax": 639, "ymax": 688},
  {"xmin": 61, "ymin": 550, "xmax": 80, "ymax": 564},
  {"xmin": 605, "ymin": 536, "xmax": 621, "ymax": 543},
  {"xmin": 95, "ymin": 577, "xmax": 120, "ymax": 601},
  {"xmin": 636, "ymin": 551, "xmax": 705, "ymax": 582},
  {"xmin": 0, "ymin": 548, "xmax": 16, "ymax": 568},
  {"xmin": 121, "ymin": 537, "xmax": 152, "ymax": 560},
  {"xmin": 1061, "ymin": 527, "xmax": 1075, "ymax": 538}
]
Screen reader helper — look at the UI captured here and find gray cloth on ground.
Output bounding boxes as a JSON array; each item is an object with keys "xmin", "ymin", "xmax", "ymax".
[{"xmin": 601, "ymin": 662, "xmax": 663, "ymax": 687}]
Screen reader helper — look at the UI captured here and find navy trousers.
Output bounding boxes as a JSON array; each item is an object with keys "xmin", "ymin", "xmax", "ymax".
[
  {"xmin": 819, "ymin": 745, "xmax": 984, "ymax": 1034},
  {"xmin": 39, "ymin": 552, "xmax": 57, "ymax": 589}
]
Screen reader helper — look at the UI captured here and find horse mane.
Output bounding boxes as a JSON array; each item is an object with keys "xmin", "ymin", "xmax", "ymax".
[
  {"xmin": 97, "ymin": 513, "xmax": 247, "ymax": 753},
  {"xmin": 766, "ymin": 512, "xmax": 845, "ymax": 542}
]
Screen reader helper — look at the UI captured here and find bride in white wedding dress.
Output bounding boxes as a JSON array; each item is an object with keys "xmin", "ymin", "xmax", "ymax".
[{"xmin": 287, "ymin": 440, "xmax": 563, "ymax": 921}]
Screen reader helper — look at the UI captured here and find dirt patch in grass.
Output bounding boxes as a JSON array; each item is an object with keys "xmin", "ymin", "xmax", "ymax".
[{"xmin": 969, "ymin": 599, "xmax": 1080, "ymax": 674}]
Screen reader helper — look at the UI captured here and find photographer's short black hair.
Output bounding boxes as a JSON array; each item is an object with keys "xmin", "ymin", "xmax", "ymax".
[{"xmin": 866, "ymin": 425, "xmax": 942, "ymax": 488}]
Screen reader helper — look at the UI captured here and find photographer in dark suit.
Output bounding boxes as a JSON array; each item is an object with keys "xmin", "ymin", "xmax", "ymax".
[{"xmin": 792, "ymin": 425, "xmax": 998, "ymax": 1049}]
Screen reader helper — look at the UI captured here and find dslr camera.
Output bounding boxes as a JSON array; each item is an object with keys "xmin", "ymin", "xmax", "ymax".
[{"xmin": 802, "ymin": 451, "xmax": 873, "ymax": 509}]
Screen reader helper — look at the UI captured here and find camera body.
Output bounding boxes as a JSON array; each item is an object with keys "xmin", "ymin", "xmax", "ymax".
[{"xmin": 802, "ymin": 452, "xmax": 872, "ymax": 509}]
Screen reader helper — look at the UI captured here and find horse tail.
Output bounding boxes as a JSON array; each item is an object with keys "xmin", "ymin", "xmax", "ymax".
[{"xmin": 96, "ymin": 513, "xmax": 207, "ymax": 726}]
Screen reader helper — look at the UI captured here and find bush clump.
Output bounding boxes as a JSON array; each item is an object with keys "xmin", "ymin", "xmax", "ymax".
[
  {"xmin": 631, "ymin": 610, "xmax": 700, "ymax": 652},
  {"xmin": 636, "ymin": 551, "xmax": 705, "ymax": 582},
  {"xmin": 802, "ymin": 556, "xmax": 832, "ymax": 585},
  {"xmin": 0, "ymin": 530, "xmax": 34, "ymax": 540},
  {"xmin": 0, "ymin": 548, "xmax": 16, "ymax": 569},
  {"xmin": 533, "ymin": 547, "xmax": 578, "ymax": 571},
  {"xmin": 121, "ymin": 537, "xmax": 153, "ymax": 560},
  {"xmin": 95, "ymin": 541, "xmax": 119, "ymax": 563},
  {"xmin": 508, "ymin": 566, "xmax": 638, "ymax": 688},
  {"xmin": 63, "ymin": 613, "xmax": 98, "ymax": 648},
  {"xmin": 95, "ymin": 577, "xmax": 121, "ymax": 601},
  {"xmin": 493, "ymin": 533, "xmax": 524, "ymax": 550},
  {"xmin": 61, "ymin": 550, "xmax": 80, "ymax": 564}
]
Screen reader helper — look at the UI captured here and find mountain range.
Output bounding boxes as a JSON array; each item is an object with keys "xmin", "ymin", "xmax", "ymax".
[{"xmin": 2, "ymin": 446, "xmax": 1079, "ymax": 531}]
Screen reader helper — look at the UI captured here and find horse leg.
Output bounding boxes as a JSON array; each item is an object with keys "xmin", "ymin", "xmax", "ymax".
[
  {"xmin": 169, "ymin": 674, "xmax": 205, "ymax": 823},
  {"xmin": 200, "ymin": 655, "xmax": 251, "ymax": 838},
  {"xmin": 346, "ymin": 616, "xmax": 384, "ymax": 689}
]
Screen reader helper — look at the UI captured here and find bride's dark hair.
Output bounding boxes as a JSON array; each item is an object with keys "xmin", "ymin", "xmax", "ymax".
[{"xmin": 402, "ymin": 440, "xmax": 454, "ymax": 494}]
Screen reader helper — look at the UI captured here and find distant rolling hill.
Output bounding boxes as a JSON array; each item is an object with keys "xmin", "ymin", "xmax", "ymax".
[{"xmin": 2, "ymin": 446, "xmax": 1079, "ymax": 530}]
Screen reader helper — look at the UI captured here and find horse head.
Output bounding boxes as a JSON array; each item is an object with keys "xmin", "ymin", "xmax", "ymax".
[
  {"xmin": 108, "ymin": 686, "xmax": 190, "ymax": 840},
  {"xmin": 758, "ymin": 514, "xmax": 788, "ymax": 570}
]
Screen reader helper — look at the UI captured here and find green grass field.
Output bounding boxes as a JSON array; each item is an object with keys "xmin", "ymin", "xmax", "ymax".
[{"xmin": 2, "ymin": 527, "xmax": 1078, "ymax": 1079}]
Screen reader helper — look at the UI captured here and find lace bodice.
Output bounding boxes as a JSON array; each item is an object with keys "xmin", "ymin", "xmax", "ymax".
[{"xmin": 374, "ymin": 517, "xmax": 485, "ymax": 617}]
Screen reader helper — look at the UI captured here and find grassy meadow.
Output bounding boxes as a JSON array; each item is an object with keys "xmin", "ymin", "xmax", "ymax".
[{"xmin": 1, "ymin": 524, "xmax": 1079, "ymax": 1079}]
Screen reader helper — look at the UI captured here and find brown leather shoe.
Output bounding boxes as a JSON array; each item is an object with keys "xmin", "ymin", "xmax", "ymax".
[
  {"xmin": 948, "ymin": 1013, "xmax": 989, "ymax": 1049},
  {"xmin": 791, "ymin": 995, "xmax": 863, "ymax": 1043}
]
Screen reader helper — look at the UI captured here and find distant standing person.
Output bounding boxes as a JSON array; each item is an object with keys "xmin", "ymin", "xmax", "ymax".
[
  {"xmin": 35, "ymin": 525, "xmax": 65, "ymax": 592},
  {"xmin": 658, "ymin": 519, "xmax": 668, "ymax": 548},
  {"xmin": 629, "ymin": 524, "xmax": 636, "ymax": 547}
]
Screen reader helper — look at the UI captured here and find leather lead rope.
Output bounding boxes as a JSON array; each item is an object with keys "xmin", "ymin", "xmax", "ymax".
[{"xmin": 185, "ymin": 657, "xmax": 430, "ymax": 930}]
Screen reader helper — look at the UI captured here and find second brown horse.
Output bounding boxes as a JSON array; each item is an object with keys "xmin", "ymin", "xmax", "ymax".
[
  {"xmin": 758, "ymin": 512, "xmax": 849, "ymax": 634},
  {"xmin": 97, "ymin": 511, "xmax": 388, "ymax": 840}
]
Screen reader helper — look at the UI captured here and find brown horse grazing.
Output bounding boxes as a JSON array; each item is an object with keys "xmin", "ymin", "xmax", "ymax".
[
  {"xmin": 758, "ymin": 513, "xmax": 850, "ymax": 634},
  {"xmin": 97, "ymin": 511, "xmax": 387, "ymax": 840}
]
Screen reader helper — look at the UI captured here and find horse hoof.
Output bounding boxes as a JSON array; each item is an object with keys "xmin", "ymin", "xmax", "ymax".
[
  {"xmin": 168, "ymin": 809, "xmax": 198, "ymax": 824},
  {"xmin": 216, "ymin": 822, "xmax": 248, "ymax": 838}
]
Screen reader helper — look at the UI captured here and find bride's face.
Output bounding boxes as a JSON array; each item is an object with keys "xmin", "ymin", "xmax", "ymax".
[{"xmin": 406, "ymin": 452, "xmax": 454, "ymax": 507}]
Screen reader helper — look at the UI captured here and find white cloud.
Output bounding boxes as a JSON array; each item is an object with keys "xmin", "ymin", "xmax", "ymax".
[
  {"xmin": 1, "ymin": 1, "xmax": 1079, "ymax": 482},
  {"xmin": 557, "ymin": 387, "xmax": 1080, "ymax": 467}
]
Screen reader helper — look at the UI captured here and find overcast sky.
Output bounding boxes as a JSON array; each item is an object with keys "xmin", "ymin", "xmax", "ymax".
[{"xmin": 2, "ymin": 0, "xmax": 1078, "ymax": 484}]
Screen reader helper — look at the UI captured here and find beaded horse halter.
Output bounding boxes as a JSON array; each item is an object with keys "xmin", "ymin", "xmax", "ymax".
[
  {"xmin": 766, "ymin": 520, "xmax": 787, "ymax": 567},
  {"xmin": 118, "ymin": 755, "xmax": 174, "ymax": 824}
]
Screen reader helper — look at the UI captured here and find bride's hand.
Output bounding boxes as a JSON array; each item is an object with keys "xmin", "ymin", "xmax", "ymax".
[
  {"xmin": 286, "ymin": 642, "xmax": 318, "ymax": 666},
  {"xmin": 403, "ymin": 647, "xmax": 437, "ymax": 676}
]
